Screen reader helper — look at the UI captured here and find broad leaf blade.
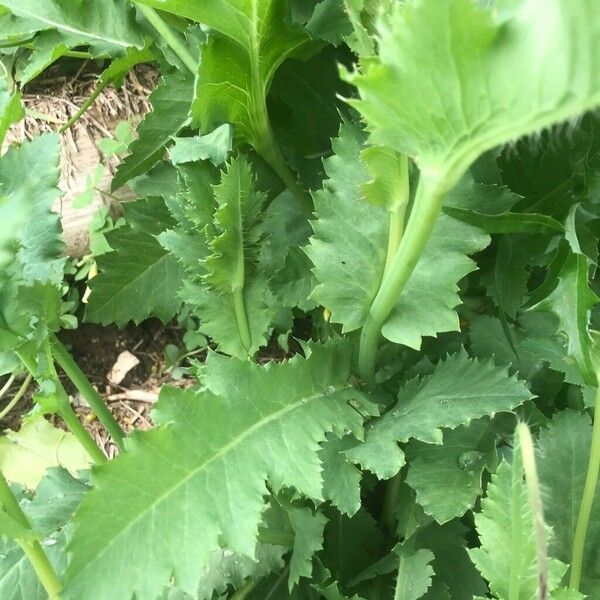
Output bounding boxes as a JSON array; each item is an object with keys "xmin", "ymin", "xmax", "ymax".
[
  {"xmin": 350, "ymin": 0, "xmax": 600, "ymax": 190},
  {"xmin": 0, "ymin": 0, "xmax": 144, "ymax": 54},
  {"xmin": 64, "ymin": 342, "xmax": 368, "ymax": 600},
  {"xmin": 347, "ymin": 351, "xmax": 532, "ymax": 479}
]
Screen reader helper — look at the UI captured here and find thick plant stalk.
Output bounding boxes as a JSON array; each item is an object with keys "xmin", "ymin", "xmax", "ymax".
[
  {"xmin": 133, "ymin": 3, "xmax": 197, "ymax": 74},
  {"xmin": 0, "ymin": 471, "xmax": 62, "ymax": 599},
  {"xmin": 517, "ymin": 423, "xmax": 549, "ymax": 600},
  {"xmin": 358, "ymin": 178, "xmax": 445, "ymax": 382},
  {"xmin": 51, "ymin": 335, "xmax": 125, "ymax": 450},
  {"xmin": 570, "ymin": 383, "xmax": 600, "ymax": 590}
]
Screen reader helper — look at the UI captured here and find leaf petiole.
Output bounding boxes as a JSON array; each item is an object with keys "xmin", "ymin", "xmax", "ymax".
[{"xmin": 358, "ymin": 177, "xmax": 446, "ymax": 382}]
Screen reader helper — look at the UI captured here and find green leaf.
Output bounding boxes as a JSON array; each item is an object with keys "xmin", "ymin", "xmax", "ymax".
[
  {"xmin": 288, "ymin": 505, "xmax": 327, "ymax": 588},
  {"xmin": 0, "ymin": 78, "xmax": 23, "ymax": 145},
  {"xmin": 182, "ymin": 0, "xmax": 313, "ymax": 145},
  {"xmin": 412, "ymin": 521, "xmax": 488, "ymax": 600},
  {"xmin": 531, "ymin": 251, "xmax": 599, "ymax": 385},
  {"xmin": 443, "ymin": 206, "xmax": 564, "ymax": 235},
  {"xmin": 306, "ymin": 122, "xmax": 387, "ymax": 332},
  {"xmin": 307, "ymin": 122, "xmax": 489, "ymax": 349},
  {"xmin": 0, "ymin": 0, "xmax": 144, "ymax": 55},
  {"xmin": 347, "ymin": 351, "xmax": 532, "ymax": 479},
  {"xmin": 0, "ymin": 133, "xmax": 64, "ymax": 285},
  {"xmin": 304, "ymin": 0, "xmax": 352, "ymax": 46},
  {"xmin": 537, "ymin": 410, "xmax": 600, "ymax": 597},
  {"xmin": 64, "ymin": 342, "xmax": 368, "ymax": 600},
  {"xmin": 320, "ymin": 436, "xmax": 363, "ymax": 516},
  {"xmin": 0, "ymin": 512, "xmax": 34, "ymax": 542},
  {"xmin": 393, "ymin": 547, "xmax": 434, "ymax": 600},
  {"xmin": 404, "ymin": 418, "xmax": 498, "ymax": 524},
  {"xmin": 163, "ymin": 545, "xmax": 286, "ymax": 600},
  {"xmin": 85, "ymin": 199, "xmax": 184, "ymax": 326},
  {"xmin": 169, "ymin": 124, "xmax": 233, "ymax": 166},
  {"xmin": 203, "ymin": 157, "xmax": 265, "ymax": 293},
  {"xmin": 0, "ymin": 417, "xmax": 91, "ymax": 490},
  {"xmin": 469, "ymin": 448, "xmax": 568, "ymax": 599},
  {"xmin": 112, "ymin": 73, "xmax": 194, "ymax": 190},
  {"xmin": 349, "ymin": 0, "xmax": 600, "ymax": 193}
]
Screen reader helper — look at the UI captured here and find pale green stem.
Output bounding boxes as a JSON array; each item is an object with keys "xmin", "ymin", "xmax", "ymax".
[
  {"xmin": 517, "ymin": 423, "xmax": 549, "ymax": 600},
  {"xmin": 393, "ymin": 552, "xmax": 411, "ymax": 600},
  {"xmin": 0, "ymin": 471, "xmax": 62, "ymax": 599},
  {"xmin": 15, "ymin": 348, "xmax": 107, "ymax": 464},
  {"xmin": 0, "ymin": 373, "xmax": 32, "ymax": 421},
  {"xmin": 384, "ymin": 207, "xmax": 406, "ymax": 277},
  {"xmin": 133, "ymin": 3, "xmax": 197, "ymax": 74},
  {"xmin": 570, "ymin": 383, "xmax": 600, "ymax": 590},
  {"xmin": 358, "ymin": 179, "xmax": 445, "ymax": 382},
  {"xmin": 51, "ymin": 335, "xmax": 125, "ymax": 450},
  {"xmin": 60, "ymin": 80, "xmax": 108, "ymax": 132}
]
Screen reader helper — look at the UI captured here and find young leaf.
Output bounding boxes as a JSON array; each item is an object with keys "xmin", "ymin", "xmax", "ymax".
[
  {"xmin": 0, "ymin": 133, "xmax": 64, "ymax": 285},
  {"xmin": 64, "ymin": 342, "xmax": 368, "ymax": 600},
  {"xmin": 531, "ymin": 251, "xmax": 599, "ymax": 385},
  {"xmin": 393, "ymin": 547, "xmax": 434, "ymax": 600},
  {"xmin": 85, "ymin": 199, "xmax": 184, "ymax": 326},
  {"xmin": 169, "ymin": 124, "xmax": 233, "ymax": 166},
  {"xmin": 536, "ymin": 411, "xmax": 600, "ymax": 596},
  {"xmin": 347, "ymin": 351, "xmax": 533, "ymax": 479},
  {"xmin": 0, "ymin": 0, "xmax": 144, "ymax": 54},
  {"xmin": 469, "ymin": 445, "xmax": 568, "ymax": 599},
  {"xmin": 112, "ymin": 73, "xmax": 194, "ymax": 190},
  {"xmin": 288, "ymin": 505, "xmax": 327, "ymax": 588},
  {"xmin": 0, "ymin": 78, "xmax": 23, "ymax": 145}
]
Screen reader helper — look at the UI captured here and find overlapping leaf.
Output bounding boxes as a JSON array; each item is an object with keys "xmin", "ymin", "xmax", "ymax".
[
  {"xmin": 347, "ymin": 351, "xmax": 532, "ymax": 479},
  {"xmin": 85, "ymin": 198, "xmax": 184, "ymax": 326},
  {"xmin": 307, "ymin": 123, "xmax": 489, "ymax": 348},
  {"xmin": 64, "ymin": 342, "xmax": 370, "ymax": 600},
  {"xmin": 112, "ymin": 73, "xmax": 194, "ymax": 190}
]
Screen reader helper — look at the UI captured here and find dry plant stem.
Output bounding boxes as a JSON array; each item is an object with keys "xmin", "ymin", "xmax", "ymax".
[
  {"xmin": 0, "ymin": 372, "xmax": 32, "ymax": 420},
  {"xmin": 0, "ymin": 471, "xmax": 62, "ymax": 599},
  {"xmin": 570, "ymin": 382, "xmax": 600, "ymax": 590},
  {"xmin": 0, "ymin": 374, "xmax": 15, "ymax": 400},
  {"xmin": 15, "ymin": 348, "xmax": 107, "ymax": 464},
  {"xmin": 517, "ymin": 423, "xmax": 549, "ymax": 600},
  {"xmin": 51, "ymin": 334, "xmax": 125, "ymax": 450}
]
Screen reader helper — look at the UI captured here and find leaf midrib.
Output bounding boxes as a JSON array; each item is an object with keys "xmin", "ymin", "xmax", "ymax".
[
  {"xmin": 7, "ymin": 8, "xmax": 134, "ymax": 48},
  {"xmin": 68, "ymin": 383, "xmax": 346, "ymax": 582}
]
